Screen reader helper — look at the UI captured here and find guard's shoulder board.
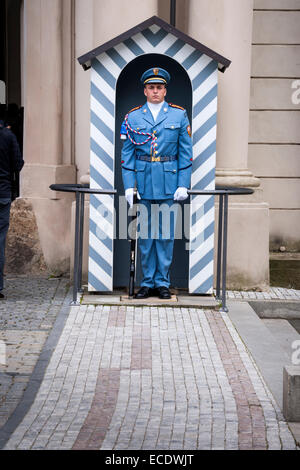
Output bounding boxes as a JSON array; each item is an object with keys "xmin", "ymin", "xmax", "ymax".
[
  {"xmin": 121, "ymin": 105, "xmax": 142, "ymax": 139},
  {"xmin": 169, "ymin": 103, "xmax": 185, "ymax": 111},
  {"xmin": 128, "ymin": 104, "xmax": 142, "ymax": 114}
]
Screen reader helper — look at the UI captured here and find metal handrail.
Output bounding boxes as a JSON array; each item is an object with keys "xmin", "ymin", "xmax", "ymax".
[
  {"xmin": 50, "ymin": 184, "xmax": 116, "ymax": 305},
  {"xmin": 188, "ymin": 186, "xmax": 254, "ymax": 312},
  {"xmin": 50, "ymin": 184, "xmax": 253, "ymax": 310},
  {"xmin": 189, "ymin": 187, "xmax": 254, "ymax": 196}
]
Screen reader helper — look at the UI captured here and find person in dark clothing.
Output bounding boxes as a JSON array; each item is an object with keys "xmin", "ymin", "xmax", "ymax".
[{"xmin": 0, "ymin": 123, "xmax": 24, "ymax": 298}]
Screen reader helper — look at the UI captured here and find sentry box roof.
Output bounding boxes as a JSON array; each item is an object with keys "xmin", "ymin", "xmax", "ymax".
[{"xmin": 78, "ymin": 15, "xmax": 231, "ymax": 73}]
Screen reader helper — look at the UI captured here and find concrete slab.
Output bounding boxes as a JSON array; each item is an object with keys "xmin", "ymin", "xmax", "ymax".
[
  {"xmin": 227, "ymin": 300, "xmax": 291, "ymax": 409},
  {"xmin": 288, "ymin": 423, "xmax": 300, "ymax": 447},
  {"xmin": 177, "ymin": 296, "xmax": 219, "ymax": 307},
  {"xmin": 82, "ymin": 295, "xmax": 121, "ymax": 305},
  {"xmin": 283, "ymin": 366, "xmax": 300, "ymax": 422},
  {"xmin": 262, "ymin": 319, "xmax": 300, "ymax": 359},
  {"xmin": 249, "ymin": 301, "xmax": 300, "ymax": 319}
]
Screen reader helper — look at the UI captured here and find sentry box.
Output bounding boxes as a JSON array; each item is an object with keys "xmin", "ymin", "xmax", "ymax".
[{"xmin": 78, "ymin": 15, "xmax": 230, "ymax": 294}]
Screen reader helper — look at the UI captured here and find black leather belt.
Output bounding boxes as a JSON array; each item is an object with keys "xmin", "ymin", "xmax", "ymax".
[{"xmin": 136, "ymin": 155, "xmax": 177, "ymax": 162}]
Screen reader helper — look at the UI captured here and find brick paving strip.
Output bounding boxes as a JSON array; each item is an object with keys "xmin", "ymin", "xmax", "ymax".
[
  {"xmin": 2, "ymin": 304, "xmax": 297, "ymax": 450},
  {"xmin": 205, "ymin": 311, "xmax": 266, "ymax": 450},
  {"xmin": 72, "ymin": 369, "xmax": 121, "ymax": 450}
]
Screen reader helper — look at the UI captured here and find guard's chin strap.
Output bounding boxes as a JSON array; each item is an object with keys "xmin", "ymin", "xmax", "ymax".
[{"xmin": 124, "ymin": 114, "xmax": 156, "ymax": 154}]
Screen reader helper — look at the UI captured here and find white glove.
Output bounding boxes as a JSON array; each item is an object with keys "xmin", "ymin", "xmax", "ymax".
[
  {"xmin": 125, "ymin": 188, "xmax": 141, "ymax": 208},
  {"xmin": 173, "ymin": 187, "xmax": 188, "ymax": 201}
]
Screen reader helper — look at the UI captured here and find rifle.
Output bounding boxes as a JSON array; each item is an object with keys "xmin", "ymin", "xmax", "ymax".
[{"xmin": 128, "ymin": 186, "xmax": 138, "ymax": 298}]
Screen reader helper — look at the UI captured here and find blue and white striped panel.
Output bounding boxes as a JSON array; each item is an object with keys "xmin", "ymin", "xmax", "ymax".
[
  {"xmin": 89, "ymin": 56, "xmax": 116, "ymax": 291},
  {"xmin": 188, "ymin": 67, "xmax": 218, "ymax": 294},
  {"xmin": 88, "ymin": 24, "xmax": 218, "ymax": 293}
]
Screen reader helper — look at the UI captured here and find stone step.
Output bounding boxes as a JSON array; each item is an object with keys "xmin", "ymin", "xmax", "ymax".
[{"xmin": 81, "ymin": 292, "xmax": 219, "ymax": 308}]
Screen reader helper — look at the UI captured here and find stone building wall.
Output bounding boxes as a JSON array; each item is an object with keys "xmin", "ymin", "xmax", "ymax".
[{"xmin": 249, "ymin": 0, "xmax": 300, "ymax": 251}]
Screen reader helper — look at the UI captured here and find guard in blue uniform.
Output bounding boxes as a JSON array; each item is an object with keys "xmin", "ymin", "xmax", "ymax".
[{"xmin": 121, "ymin": 67, "xmax": 193, "ymax": 299}]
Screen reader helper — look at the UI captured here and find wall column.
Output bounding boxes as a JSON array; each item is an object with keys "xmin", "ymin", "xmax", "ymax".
[
  {"xmin": 20, "ymin": 0, "xmax": 76, "ymax": 273},
  {"xmin": 188, "ymin": 0, "xmax": 269, "ymax": 289}
]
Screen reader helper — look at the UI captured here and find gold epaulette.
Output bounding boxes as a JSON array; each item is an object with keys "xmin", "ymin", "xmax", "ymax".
[
  {"xmin": 169, "ymin": 103, "xmax": 185, "ymax": 111},
  {"xmin": 128, "ymin": 105, "xmax": 142, "ymax": 114}
]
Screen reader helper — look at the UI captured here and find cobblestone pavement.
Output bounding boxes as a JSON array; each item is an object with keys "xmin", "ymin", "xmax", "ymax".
[
  {"xmin": 225, "ymin": 287, "xmax": 300, "ymax": 301},
  {"xmin": 0, "ymin": 276, "xmax": 70, "ymax": 433},
  {"xmin": 0, "ymin": 292, "xmax": 297, "ymax": 450}
]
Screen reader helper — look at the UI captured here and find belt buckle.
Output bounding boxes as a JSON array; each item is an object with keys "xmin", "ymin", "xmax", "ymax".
[{"xmin": 151, "ymin": 156, "xmax": 160, "ymax": 162}]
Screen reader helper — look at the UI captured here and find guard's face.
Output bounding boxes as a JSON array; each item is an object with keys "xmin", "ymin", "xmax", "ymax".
[{"xmin": 144, "ymin": 84, "xmax": 166, "ymax": 104}]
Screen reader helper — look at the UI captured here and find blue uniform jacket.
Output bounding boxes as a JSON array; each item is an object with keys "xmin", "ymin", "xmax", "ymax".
[{"xmin": 121, "ymin": 102, "xmax": 193, "ymax": 200}]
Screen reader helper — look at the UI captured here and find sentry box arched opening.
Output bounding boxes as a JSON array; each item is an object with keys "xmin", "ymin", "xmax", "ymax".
[
  {"xmin": 78, "ymin": 15, "xmax": 231, "ymax": 294},
  {"xmin": 115, "ymin": 54, "xmax": 192, "ymax": 289}
]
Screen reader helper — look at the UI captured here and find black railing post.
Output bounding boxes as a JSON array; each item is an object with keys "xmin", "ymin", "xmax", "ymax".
[
  {"xmin": 170, "ymin": 0, "xmax": 176, "ymax": 26},
  {"xmin": 220, "ymin": 193, "xmax": 228, "ymax": 313},
  {"xmin": 72, "ymin": 190, "xmax": 81, "ymax": 305},
  {"xmin": 216, "ymin": 193, "xmax": 223, "ymax": 301},
  {"xmin": 77, "ymin": 191, "xmax": 85, "ymax": 293}
]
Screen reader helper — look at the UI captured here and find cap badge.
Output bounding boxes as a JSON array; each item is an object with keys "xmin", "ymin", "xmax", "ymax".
[{"xmin": 153, "ymin": 68, "xmax": 159, "ymax": 75}]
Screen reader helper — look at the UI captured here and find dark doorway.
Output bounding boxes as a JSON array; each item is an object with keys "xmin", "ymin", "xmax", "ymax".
[
  {"xmin": 0, "ymin": 0, "xmax": 22, "ymax": 106},
  {"xmin": 114, "ymin": 53, "xmax": 192, "ymax": 289},
  {"xmin": 0, "ymin": 0, "xmax": 23, "ymax": 154}
]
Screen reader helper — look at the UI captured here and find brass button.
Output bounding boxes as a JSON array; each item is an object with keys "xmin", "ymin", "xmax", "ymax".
[{"xmin": 171, "ymin": 125, "xmax": 174, "ymax": 129}]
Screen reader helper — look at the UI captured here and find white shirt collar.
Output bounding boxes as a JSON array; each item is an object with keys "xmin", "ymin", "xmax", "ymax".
[{"xmin": 147, "ymin": 101, "xmax": 165, "ymax": 121}]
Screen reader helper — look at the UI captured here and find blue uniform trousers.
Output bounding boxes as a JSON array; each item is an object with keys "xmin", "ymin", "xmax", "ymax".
[
  {"xmin": 0, "ymin": 199, "xmax": 11, "ymax": 291},
  {"xmin": 138, "ymin": 199, "xmax": 178, "ymax": 288}
]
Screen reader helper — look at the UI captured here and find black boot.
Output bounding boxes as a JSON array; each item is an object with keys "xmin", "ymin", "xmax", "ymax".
[
  {"xmin": 134, "ymin": 286, "xmax": 152, "ymax": 299},
  {"xmin": 157, "ymin": 286, "xmax": 171, "ymax": 299}
]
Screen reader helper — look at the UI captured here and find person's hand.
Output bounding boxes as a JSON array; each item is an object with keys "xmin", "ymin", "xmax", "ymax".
[
  {"xmin": 173, "ymin": 187, "xmax": 188, "ymax": 201},
  {"xmin": 125, "ymin": 188, "xmax": 141, "ymax": 208}
]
